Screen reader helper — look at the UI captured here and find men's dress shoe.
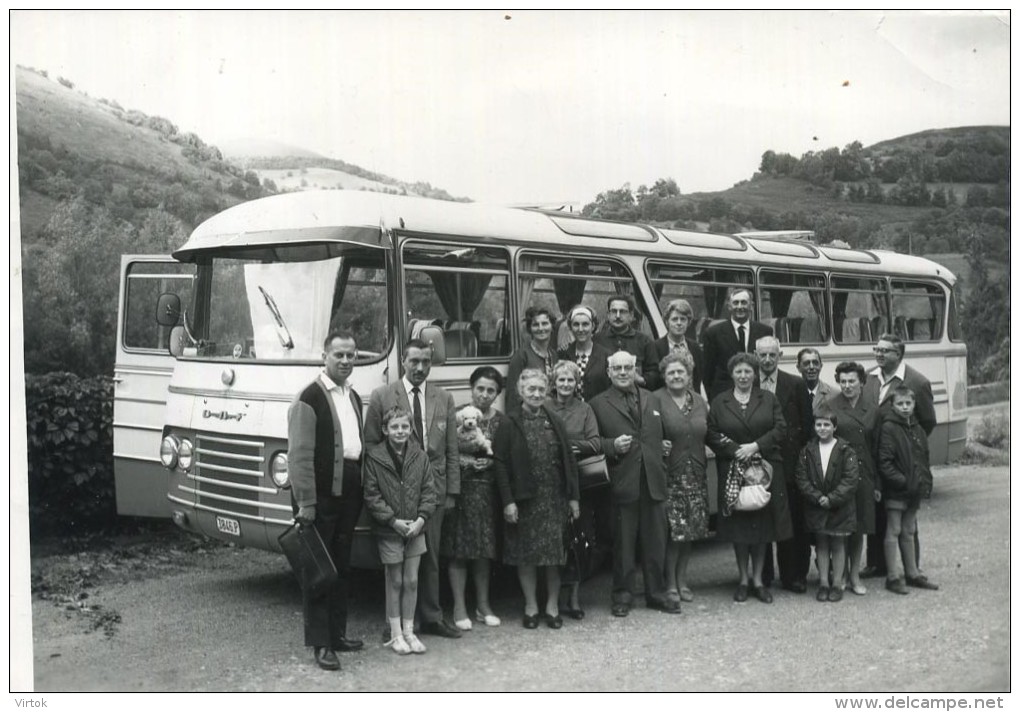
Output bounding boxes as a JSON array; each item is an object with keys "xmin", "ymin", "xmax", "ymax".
[
  {"xmin": 611, "ymin": 602, "xmax": 631, "ymax": 617},
  {"xmin": 816, "ymin": 586, "xmax": 830, "ymax": 602},
  {"xmin": 860, "ymin": 566, "xmax": 886, "ymax": 579},
  {"xmin": 733, "ymin": 584, "xmax": 749, "ymax": 603},
  {"xmin": 314, "ymin": 647, "xmax": 340, "ymax": 671},
  {"xmin": 522, "ymin": 613, "xmax": 540, "ymax": 629},
  {"xmin": 828, "ymin": 587, "xmax": 844, "ymax": 603},
  {"xmin": 751, "ymin": 585, "xmax": 773, "ymax": 604},
  {"xmin": 782, "ymin": 580, "xmax": 807, "ymax": 594},
  {"xmin": 648, "ymin": 598, "xmax": 682, "ymax": 614},
  {"xmin": 546, "ymin": 614, "xmax": 564, "ymax": 629},
  {"xmin": 335, "ymin": 636, "xmax": 364, "ymax": 652},
  {"xmin": 885, "ymin": 577, "xmax": 909, "ymax": 595},
  {"xmin": 905, "ymin": 575, "xmax": 940, "ymax": 591},
  {"xmin": 421, "ymin": 620, "xmax": 463, "ymax": 639},
  {"xmin": 563, "ymin": 607, "xmax": 585, "ymax": 620}
]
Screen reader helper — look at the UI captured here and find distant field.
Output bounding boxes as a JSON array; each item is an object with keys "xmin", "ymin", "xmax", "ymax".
[
  {"xmin": 926, "ymin": 252, "xmax": 1009, "ymax": 285},
  {"xmin": 256, "ymin": 168, "xmax": 394, "ymax": 193}
]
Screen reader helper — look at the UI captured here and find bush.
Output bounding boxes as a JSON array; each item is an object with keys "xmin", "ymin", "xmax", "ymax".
[
  {"xmin": 26, "ymin": 373, "xmax": 115, "ymax": 538},
  {"xmin": 973, "ymin": 411, "xmax": 1009, "ymax": 450}
]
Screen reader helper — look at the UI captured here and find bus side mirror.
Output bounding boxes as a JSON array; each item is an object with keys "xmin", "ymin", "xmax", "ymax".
[
  {"xmin": 168, "ymin": 326, "xmax": 187, "ymax": 357},
  {"xmin": 418, "ymin": 325, "xmax": 446, "ymax": 366},
  {"xmin": 156, "ymin": 293, "xmax": 182, "ymax": 327}
]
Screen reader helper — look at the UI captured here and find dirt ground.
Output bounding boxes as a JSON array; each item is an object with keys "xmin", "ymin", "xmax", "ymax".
[{"xmin": 25, "ymin": 455, "xmax": 1010, "ymax": 693}]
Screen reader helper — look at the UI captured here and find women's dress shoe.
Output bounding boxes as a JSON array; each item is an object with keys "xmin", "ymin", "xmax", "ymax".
[
  {"xmin": 522, "ymin": 613, "xmax": 540, "ymax": 629},
  {"xmin": 563, "ymin": 607, "xmax": 585, "ymax": 620},
  {"xmin": 453, "ymin": 617, "xmax": 473, "ymax": 631},
  {"xmin": 850, "ymin": 582, "xmax": 867, "ymax": 596},
  {"xmin": 733, "ymin": 584, "xmax": 749, "ymax": 603},
  {"xmin": 545, "ymin": 614, "xmax": 563, "ymax": 629},
  {"xmin": 475, "ymin": 611, "xmax": 502, "ymax": 626},
  {"xmin": 384, "ymin": 635, "xmax": 411, "ymax": 655},
  {"xmin": 679, "ymin": 587, "xmax": 695, "ymax": 603},
  {"xmin": 816, "ymin": 585, "xmax": 830, "ymax": 602},
  {"xmin": 828, "ymin": 587, "xmax": 845, "ymax": 602},
  {"xmin": 404, "ymin": 632, "xmax": 427, "ymax": 654},
  {"xmin": 611, "ymin": 602, "xmax": 630, "ymax": 617},
  {"xmin": 751, "ymin": 585, "xmax": 773, "ymax": 604}
]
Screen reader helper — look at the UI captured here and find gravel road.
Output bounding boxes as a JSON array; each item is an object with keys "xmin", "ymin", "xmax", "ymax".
[{"xmin": 28, "ymin": 461, "xmax": 1009, "ymax": 692}]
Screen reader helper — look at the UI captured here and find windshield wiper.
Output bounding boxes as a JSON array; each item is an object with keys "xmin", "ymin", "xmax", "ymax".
[{"xmin": 258, "ymin": 286, "xmax": 294, "ymax": 349}]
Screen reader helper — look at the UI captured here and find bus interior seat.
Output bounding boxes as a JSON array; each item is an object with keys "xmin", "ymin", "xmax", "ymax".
[
  {"xmin": 893, "ymin": 316, "xmax": 909, "ymax": 340},
  {"xmin": 494, "ymin": 317, "xmax": 509, "ymax": 354},
  {"xmin": 799, "ymin": 315, "xmax": 823, "ymax": 343},
  {"xmin": 556, "ymin": 318, "xmax": 574, "ymax": 350},
  {"xmin": 872, "ymin": 316, "xmax": 888, "ymax": 337},
  {"xmin": 408, "ymin": 317, "xmax": 445, "ymax": 341},
  {"xmin": 910, "ymin": 318, "xmax": 932, "ymax": 341},
  {"xmin": 859, "ymin": 317, "xmax": 874, "ymax": 342},
  {"xmin": 842, "ymin": 319, "xmax": 862, "ymax": 343},
  {"xmin": 445, "ymin": 328, "xmax": 478, "ymax": 358}
]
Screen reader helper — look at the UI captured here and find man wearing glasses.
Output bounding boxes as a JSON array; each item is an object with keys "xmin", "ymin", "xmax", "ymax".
[
  {"xmin": 589, "ymin": 351, "xmax": 678, "ymax": 617},
  {"xmin": 860, "ymin": 333, "xmax": 935, "ymax": 578}
]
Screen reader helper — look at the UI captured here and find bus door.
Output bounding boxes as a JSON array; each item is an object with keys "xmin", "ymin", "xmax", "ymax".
[{"xmin": 113, "ymin": 255, "xmax": 195, "ymax": 517}]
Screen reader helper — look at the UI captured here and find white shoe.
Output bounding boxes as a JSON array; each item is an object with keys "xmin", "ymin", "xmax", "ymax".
[
  {"xmin": 404, "ymin": 632, "xmax": 427, "ymax": 654},
  {"xmin": 476, "ymin": 610, "xmax": 501, "ymax": 627},
  {"xmin": 454, "ymin": 617, "xmax": 473, "ymax": 631},
  {"xmin": 385, "ymin": 634, "xmax": 411, "ymax": 655}
]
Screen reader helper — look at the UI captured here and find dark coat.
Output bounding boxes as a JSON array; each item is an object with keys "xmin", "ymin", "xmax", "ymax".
[
  {"xmin": 827, "ymin": 393, "xmax": 879, "ymax": 534},
  {"xmin": 650, "ymin": 335, "xmax": 704, "ymax": 395},
  {"xmin": 362, "ymin": 441, "xmax": 436, "ymax": 535},
  {"xmin": 862, "ymin": 364, "xmax": 936, "ymax": 436},
  {"xmin": 505, "ymin": 344, "xmax": 555, "ymax": 413},
  {"xmin": 589, "ymin": 386, "xmax": 667, "ymax": 504},
  {"xmin": 701, "ymin": 319, "xmax": 773, "ymax": 400},
  {"xmin": 877, "ymin": 411, "xmax": 933, "ymax": 504},
  {"xmin": 492, "ymin": 404, "xmax": 580, "ymax": 507},
  {"xmin": 794, "ymin": 438, "xmax": 859, "ymax": 534},
  {"xmin": 769, "ymin": 370, "xmax": 814, "ymax": 470},
  {"xmin": 706, "ymin": 389, "xmax": 792, "ymax": 543},
  {"xmin": 557, "ymin": 342, "xmax": 613, "ymax": 402},
  {"xmin": 593, "ymin": 326, "xmax": 659, "ymax": 390}
]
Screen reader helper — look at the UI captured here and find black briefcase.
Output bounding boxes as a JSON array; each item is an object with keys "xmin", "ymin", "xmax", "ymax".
[{"xmin": 278, "ymin": 522, "xmax": 338, "ymax": 597}]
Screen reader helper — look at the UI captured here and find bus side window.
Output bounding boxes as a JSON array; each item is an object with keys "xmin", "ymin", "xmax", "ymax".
[
  {"xmin": 832, "ymin": 275, "xmax": 888, "ymax": 345},
  {"xmin": 646, "ymin": 261, "xmax": 754, "ymax": 342},
  {"xmin": 402, "ymin": 242, "xmax": 511, "ymax": 359},
  {"xmin": 122, "ymin": 261, "xmax": 195, "ymax": 352},
  {"xmin": 758, "ymin": 270, "xmax": 828, "ymax": 344},
  {"xmin": 519, "ymin": 253, "xmax": 653, "ymax": 344},
  {"xmin": 891, "ymin": 280, "xmax": 944, "ymax": 342}
]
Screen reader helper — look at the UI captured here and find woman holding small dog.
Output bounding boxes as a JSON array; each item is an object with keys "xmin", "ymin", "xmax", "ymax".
[
  {"xmin": 441, "ymin": 367, "xmax": 506, "ymax": 630},
  {"xmin": 547, "ymin": 359, "xmax": 601, "ymax": 619},
  {"xmin": 493, "ymin": 369, "xmax": 580, "ymax": 629}
]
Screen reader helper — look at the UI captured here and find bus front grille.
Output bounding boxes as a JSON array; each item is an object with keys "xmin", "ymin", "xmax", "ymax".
[{"xmin": 193, "ymin": 434, "xmax": 267, "ymax": 518}]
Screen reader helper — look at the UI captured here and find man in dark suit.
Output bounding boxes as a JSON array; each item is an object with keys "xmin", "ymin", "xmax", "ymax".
[
  {"xmin": 593, "ymin": 295, "xmax": 659, "ymax": 389},
  {"xmin": 365, "ymin": 338, "xmax": 461, "ymax": 638},
  {"xmin": 288, "ymin": 330, "xmax": 366, "ymax": 671},
  {"xmin": 755, "ymin": 336, "xmax": 813, "ymax": 592},
  {"xmin": 701, "ymin": 288, "xmax": 773, "ymax": 401},
  {"xmin": 589, "ymin": 350, "xmax": 678, "ymax": 617},
  {"xmin": 860, "ymin": 333, "xmax": 936, "ymax": 578}
]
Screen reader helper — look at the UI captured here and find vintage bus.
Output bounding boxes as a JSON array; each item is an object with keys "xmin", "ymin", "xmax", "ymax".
[{"xmin": 113, "ymin": 191, "xmax": 967, "ymax": 560}]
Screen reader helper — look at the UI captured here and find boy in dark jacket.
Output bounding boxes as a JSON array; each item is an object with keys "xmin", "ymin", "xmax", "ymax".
[
  {"xmin": 363, "ymin": 407, "xmax": 437, "ymax": 654},
  {"xmin": 877, "ymin": 386, "xmax": 939, "ymax": 595}
]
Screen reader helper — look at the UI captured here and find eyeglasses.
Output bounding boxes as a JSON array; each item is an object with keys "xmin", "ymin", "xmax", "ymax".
[
  {"xmin": 610, "ymin": 365, "xmax": 635, "ymax": 372},
  {"xmin": 873, "ymin": 347, "xmax": 895, "ymax": 354}
]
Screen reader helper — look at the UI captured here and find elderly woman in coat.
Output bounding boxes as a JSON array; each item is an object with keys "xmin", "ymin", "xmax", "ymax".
[{"xmin": 493, "ymin": 369, "xmax": 580, "ymax": 630}]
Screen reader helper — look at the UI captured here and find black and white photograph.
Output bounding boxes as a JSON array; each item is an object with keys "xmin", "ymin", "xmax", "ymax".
[{"xmin": 10, "ymin": 9, "xmax": 1011, "ymax": 700}]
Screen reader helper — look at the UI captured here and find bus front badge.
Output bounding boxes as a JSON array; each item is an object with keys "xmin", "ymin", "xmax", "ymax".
[{"xmin": 222, "ymin": 368, "xmax": 235, "ymax": 386}]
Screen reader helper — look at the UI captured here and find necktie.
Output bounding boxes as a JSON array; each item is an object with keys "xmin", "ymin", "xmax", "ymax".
[
  {"xmin": 627, "ymin": 390, "xmax": 641, "ymax": 425},
  {"xmin": 737, "ymin": 324, "xmax": 746, "ymax": 352},
  {"xmin": 411, "ymin": 386, "xmax": 424, "ymax": 446}
]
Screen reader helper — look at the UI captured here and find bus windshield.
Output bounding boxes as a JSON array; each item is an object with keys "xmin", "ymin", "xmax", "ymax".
[{"xmin": 181, "ymin": 251, "xmax": 388, "ymax": 362}]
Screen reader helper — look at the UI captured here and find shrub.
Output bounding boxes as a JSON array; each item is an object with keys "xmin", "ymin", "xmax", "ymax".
[
  {"xmin": 973, "ymin": 411, "xmax": 1009, "ymax": 450},
  {"xmin": 26, "ymin": 373, "xmax": 115, "ymax": 538}
]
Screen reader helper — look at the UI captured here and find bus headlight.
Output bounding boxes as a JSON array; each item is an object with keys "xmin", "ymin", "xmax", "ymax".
[
  {"xmin": 160, "ymin": 435, "xmax": 180, "ymax": 469},
  {"xmin": 270, "ymin": 452, "xmax": 289, "ymax": 488},
  {"xmin": 177, "ymin": 438, "xmax": 194, "ymax": 471}
]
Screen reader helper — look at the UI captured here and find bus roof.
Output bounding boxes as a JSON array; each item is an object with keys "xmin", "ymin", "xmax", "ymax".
[{"xmin": 174, "ymin": 191, "xmax": 957, "ymax": 284}]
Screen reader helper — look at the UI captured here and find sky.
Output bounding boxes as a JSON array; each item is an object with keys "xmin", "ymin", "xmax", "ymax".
[{"xmin": 10, "ymin": 10, "xmax": 1011, "ymax": 204}]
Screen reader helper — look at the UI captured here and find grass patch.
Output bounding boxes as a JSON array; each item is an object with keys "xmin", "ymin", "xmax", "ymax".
[{"xmin": 967, "ymin": 381, "xmax": 1010, "ymax": 407}]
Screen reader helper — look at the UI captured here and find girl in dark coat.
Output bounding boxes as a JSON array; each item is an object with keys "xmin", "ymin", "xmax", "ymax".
[{"xmin": 795, "ymin": 406, "xmax": 859, "ymax": 603}]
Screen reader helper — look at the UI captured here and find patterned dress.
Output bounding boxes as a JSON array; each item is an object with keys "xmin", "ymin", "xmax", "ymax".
[
  {"xmin": 658, "ymin": 389, "xmax": 710, "ymax": 542},
  {"xmin": 503, "ymin": 408, "xmax": 567, "ymax": 567},
  {"xmin": 441, "ymin": 409, "xmax": 504, "ymax": 560}
]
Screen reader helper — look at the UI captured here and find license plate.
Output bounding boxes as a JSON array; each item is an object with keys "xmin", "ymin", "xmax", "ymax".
[{"xmin": 216, "ymin": 516, "xmax": 241, "ymax": 537}]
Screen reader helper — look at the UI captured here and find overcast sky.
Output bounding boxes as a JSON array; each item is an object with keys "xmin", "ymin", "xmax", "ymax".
[{"xmin": 11, "ymin": 10, "xmax": 1011, "ymax": 205}]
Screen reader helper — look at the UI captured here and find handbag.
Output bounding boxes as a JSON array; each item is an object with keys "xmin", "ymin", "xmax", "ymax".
[
  {"xmin": 576, "ymin": 453, "xmax": 610, "ymax": 490},
  {"xmin": 734, "ymin": 457, "xmax": 773, "ymax": 512},
  {"xmin": 278, "ymin": 522, "xmax": 338, "ymax": 597}
]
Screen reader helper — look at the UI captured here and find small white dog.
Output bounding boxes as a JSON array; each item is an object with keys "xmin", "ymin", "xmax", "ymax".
[{"xmin": 456, "ymin": 405, "xmax": 492, "ymax": 457}]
